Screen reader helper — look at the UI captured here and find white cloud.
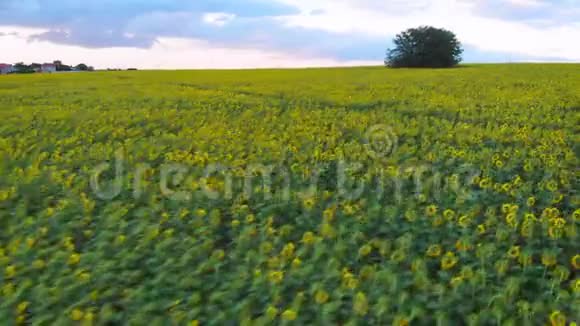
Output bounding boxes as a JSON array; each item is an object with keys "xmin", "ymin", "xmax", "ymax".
[
  {"xmin": 2, "ymin": 1, "xmax": 579, "ymax": 66},
  {"xmin": 0, "ymin": 26, "xmax": 377, "ymax": 68},
  {"xmin": 202, "ymin": 12, "xmax": 237, "ymax": 27},
  {"xmin": 274, "ymin": 0, "xmax": 580, "ymax": 61},
  {"xmin": 0, "ymin": 25, "xmax": 47, "ymax": 38},
  {"xmin": 503, "ymin": 0, "xmax": 546, "ymax": 8}
]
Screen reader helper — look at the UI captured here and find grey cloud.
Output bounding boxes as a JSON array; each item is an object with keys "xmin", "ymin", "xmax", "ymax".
[
  {"xmin": 0, "ymin": 0, "xmax": 300, "ymax": 48},
  {"xmin": 29, "ymin": 29, "xmax": 155, "ymax": 48}
]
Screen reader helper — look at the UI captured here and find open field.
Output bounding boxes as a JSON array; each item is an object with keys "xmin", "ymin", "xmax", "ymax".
[{"xmin": 0, "ymin": 64, "xmax": 579, "ymax": 324}]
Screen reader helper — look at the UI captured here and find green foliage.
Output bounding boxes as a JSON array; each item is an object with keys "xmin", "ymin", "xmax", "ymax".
[
  {"xmin": 0, "ymin": 65, "xmax": 578, "ymax": 325},
  {"xmin": 12, "ymin": 63, "xmax": 35, "ymax": 74},
  {"xmin": 75, "ymin": 64, "xmax": 90, "ymax": 71},
  {"xmin": 386, "ymin": 26, "xmax": 463, "ymax": 68},
  {"xmin": 8, "ymin": 60, "xmax": 92, "ymax": 74}
]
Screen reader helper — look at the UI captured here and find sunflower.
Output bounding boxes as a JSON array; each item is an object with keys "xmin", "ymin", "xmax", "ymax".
[
  {"xmin": 17, "ymin": 301, "xmax": 29, "ymax": 315},
  {"xmin": 432, "ymin": 216, "xmax": 444, "ymax": 227},
  {"xmin": 391, "ymin": 249, "xmax": 406, "ymax": 263},
  {"xmin": 315, "ymin": 290, "xmax": 329, "ymax": 304},
  {"xmin": 70, "ymin": 309, "xmax": 84, "ymax": 321},
  {"xmin": 523, "ymin": 213, "xmax": 536, "ymax": 222},
  {"xmin": 281, "ymin": 242, "xmax": 295, "ymax": 259},
  {"xmin": 268, "ymin": 271, "xmax": 284, "ymax": 284},
  {"xmin": 552, "ymin": 218, "xmax": 566, "ymax": 228},
  {"xmin": 572, "ymin": 278, "xmax": 580, "ymax": 293},
  {"xmin": 501, "ymin": 183, "xmax": 511, "ymax": 192},
  {"xmin": 343, "ymin": 204, "xmax": 355, "ymax": 215},
  {"xmin": 546, "ymin": 180, "xmax": 558, "ymax": 192},
  {"xmin": 455, "ymin": 239, "xmax": 472, "ymax": 252},
  {"xmin": 394, "ymin": 316, "xmax": 410, "ymax": 326},
  {"xmin": 441, "ymin": 252, "xmax": 458, "ymax": 270},
  {"xmin": 68, "ymin": 253, "xmax": 81, "ymax": 266},
  {"xmin": 245, "ymin": 214, "xmax": 256, "ymax": 224},
  {"xmin": 541, "ymin": 252, "xmax": 557, "ymax": 267},
  {"xmin": 506, "ymin": 213, "xmax": 518, "ymax": 229},
  {"xmin": 507, "ymin": 246, "xmax": 521, "ymax": 259},
  {"xmin": 320, "ymin": 223, "xmax": 336, "ymax": 239},
  {"xmin": 301, "ymin": 231, "xmax": 316, "ymax": 245},
  {"xmin": 450, "ymin": 276, "xmax": 464, "ymax": 287},
  {"xmin": 322, "ymin": 207, "xmax": 335, "ymax": 221},
  {"xmin": 265, "ymin": 306, "xmax": 278, "ymax": 320},
  {"xmin": 552, "ymin": 265, "xmax": 570, "ymax": 282},
  {"xmin": 549, "ymin": 311, "xmax": 566, "ymax": 326},
  {"xmin": 501, "ymin": 204, "xmax": 511, "ymax": 214},
  {"xmin": 548, "ymin": 226, "xmax": 563, "ymax": 239},
  {"xmin": 443, "ymin": 209, "xmax": 455, "ymax": 221},
  {"xmin": 346, "ymin": 278, "xmax": 359, "ymax": 289},
  {"xmin": 571, "ymin": 254, "xmax": 580, "ymax": 270},
  {"xmin": 551, "ymin": 193, "xmax": 564, "ymax": 204},
  {"xmin": 573, "ymin": 209, "xmax": 580, "ymax": 222},
  {"xmin": 291, "ymin": 258, "xmax": 302, "ymax": 269},
  {"xmin": 302, "ymin": 197, "xmax": 316, "ymax": 210},
  {"xmin": 425, "ymin": 205, "xmax": 438, "ymax": 217},
  {"xmin": 194, "ymin": 208, "xmax": 207, "ymax": 218},
  {"xmin": 4, "ymin": 265, "xmax": 15, "ymax": 279},
  {"xmin": 32, "ymin": 259, "xmax": 46, "ymax": 269},
  {"xmin": 353, "ymin": 292, "xmax": 368, "ymax": 316},
  {"xmin": 458, "ymin": 215, "xmax": 471, "ymax": 228},
  {"xmin": 359, "ymin": 244, "xmax": 373, "ymax": 257},
  {"xmin": 479, "ymin": 178, "xmax": 491, "ymax": 189},
  {"xmin": 520, "ymin": 224, "xmax": 534, "ymax": 238},
  {"xmin": 281, "ymin": 309, "xmax": 297, "ymax": 321},
  {"xmin": 426, "ymin": 244, "xmax": 443, "ymax": 257}
]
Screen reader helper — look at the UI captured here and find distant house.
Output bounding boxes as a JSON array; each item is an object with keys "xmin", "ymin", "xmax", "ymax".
[
  {"xmin": 0, "ymin": 64, "xmax": 13, "ymax": 75},
  {"xmin": 31, "ymin": 63, "xmax": 42, "ymax": 73},
  {"xmin": 41, "ymin": 63, "xmax": 57, "ymax": 73}
]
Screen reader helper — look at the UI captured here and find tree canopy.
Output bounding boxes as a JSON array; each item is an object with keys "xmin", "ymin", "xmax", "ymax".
[
  {"xmin": 75, "ymin": 63, "xmax": 89, "ymax": 71},
  {"xmin": 385, "ymin": 26, "xmax": 463, "ymax": 68}
]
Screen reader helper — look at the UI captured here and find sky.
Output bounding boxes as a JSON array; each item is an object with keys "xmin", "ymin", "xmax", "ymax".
[{"xmin": 1, "ymin": 0, "xmax": 579, "ymax": 69}]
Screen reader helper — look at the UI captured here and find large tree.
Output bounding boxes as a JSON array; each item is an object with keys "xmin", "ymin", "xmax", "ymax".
[
  {"xmin": 13, "ymin": 62, "xmax": 34, "ymax": 73},
  {"xmin": 385, "ymin": 26, "xmax": 463, "ymax": 68},
  {"xmin": 75, "ymin": 63, "xmax": 89, "ymax": 71}
]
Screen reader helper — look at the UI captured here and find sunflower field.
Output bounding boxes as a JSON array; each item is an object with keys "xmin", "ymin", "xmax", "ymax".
[{"xmin": 0, "ymin": 64, "xmax": 578, "ymax": 325}]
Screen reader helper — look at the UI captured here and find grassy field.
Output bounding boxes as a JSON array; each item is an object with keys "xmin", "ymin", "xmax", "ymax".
[{"xmin": 0, "ymin": 64, "xmax": 578, "ymax": 325}]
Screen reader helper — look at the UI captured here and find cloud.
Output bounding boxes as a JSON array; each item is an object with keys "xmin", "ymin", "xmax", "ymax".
[
  {"xmin": 309, "ymin": 9, "xmax": 326, "ymax": 15},
  {"xmin": 122, "ymin": 11, "xmax": 392, "ymax": 61},
  {"xmin": 275, "ymin": 0, "xmax": 580, "ymax": 61},
  {"xmin": 1, "ymin": 0, "xmax": 579, "ymax": 66},
  {"xmin": 463, "ymin": 0, "xmax": 580, "ymax": 25},
  {"xmin": 0, "ymin": 0, "xmax": 299, "ymax": 21},
  {"xmin": 0, "ymin": 0, "xmax": 300, "ymax": 48},
  {"xmin": 29, "ymin": 28, "xmax": 155, "ymax": 48},
  {"xmin": 503, "ymin": 0, "xmax": 546, "ymax": 7},
  {"xmin": 0, "ymin": 27, "xmax": 377, "ymax": 68},
  {"xmin": 202, "ymin": 13, "xmax": 237, "ymax": 27}
]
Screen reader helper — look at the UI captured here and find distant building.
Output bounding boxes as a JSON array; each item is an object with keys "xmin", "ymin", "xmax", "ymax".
[
  {"xmin": 31, "ymin": 63, "xmax": 42, "ymax": 73},
  {"xmin": 0, "ymin": 63, "xmax": 13, "ymax": 75},
  {"xmin": 41, "ymin": 63, "xmax": 57, "ymax": 73}
]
